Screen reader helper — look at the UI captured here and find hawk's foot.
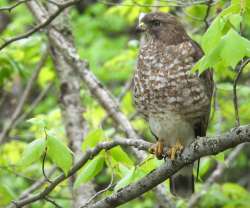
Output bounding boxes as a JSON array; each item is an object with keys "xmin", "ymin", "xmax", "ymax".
[
  {"xmin": 149, "ymin": 141, "xmax": 164, "ymax": 160},
  {"xmin": 167, "ymin": 141, "xmax": 184, "ymax": 160}
]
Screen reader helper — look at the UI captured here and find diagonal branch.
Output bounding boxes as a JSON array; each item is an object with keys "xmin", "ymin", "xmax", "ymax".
[
  {"xmin": 8, "ymin": 124, "xmax": 250, "ymax": 208},
  {"xmin": 0, "ymin": 0, "xmax": 31, "ymax": 12},
  {"xmin": 0, "ymin": 0, "xmax": 82, "ymax": 51}
]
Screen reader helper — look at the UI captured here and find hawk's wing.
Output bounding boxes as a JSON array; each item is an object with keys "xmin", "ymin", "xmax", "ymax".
[{"xmin": 191, "ymin": 40, "xmax": 214, "ymax": 137}]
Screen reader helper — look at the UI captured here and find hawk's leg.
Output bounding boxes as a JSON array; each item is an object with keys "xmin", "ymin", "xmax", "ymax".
[
  {"xmin": 167, "ymin": 140, "xmax": 184, "ymax": 160},
  {"xmin": 149, "ymin": 140, "xmax": 164, "ymax": 160}
]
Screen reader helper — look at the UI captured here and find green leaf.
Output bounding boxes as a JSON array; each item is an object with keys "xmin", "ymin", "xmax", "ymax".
[
  {"xmin": 139, "ymin": 158, "xmax": 160, "ymax": 174},
  {"xmin": 19, "ymin": 138, "xmax": 46, "ymax": 166},
  {"xmin": 74, "ymin": 154, "xmax": 104, "ymax": 188},
  {"xmin": 193, "ymin": 29, "xmax": 250, "ymax": 73},
  {"xmin": 201, "ymin": 17, "xmax": 226, "ymax": 53},
  {"xmin": 115, "ymin": 167, "xmax": 135, "ymax": 191},
  {"xmin": 108, "ymin": 146, "xmax": 133, "ymax": 166},
  {"xmin": 47, "ymin": 136, "xmax": 73, "ymax": 175},
  {"xmin": 220, "ymin": 29, "xmax": 250, "ymax": 68},
  {"xmin": 82, "ymin": 129, "xmax": 105, "ymax": 151}
]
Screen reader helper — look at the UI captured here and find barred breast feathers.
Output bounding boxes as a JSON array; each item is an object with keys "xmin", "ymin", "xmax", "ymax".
[{"xmin": 133, "ymin": 40, "xmax": 210, "ymax": 122}]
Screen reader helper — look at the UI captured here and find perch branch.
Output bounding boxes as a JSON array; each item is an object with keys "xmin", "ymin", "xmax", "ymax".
[
  {"xmin": 9, "ymin": 125, "xmax": 250, "ymax": 208},
  {"xmin": 89, "ymin": 125, "xmax": 250, "ymax": 208}
]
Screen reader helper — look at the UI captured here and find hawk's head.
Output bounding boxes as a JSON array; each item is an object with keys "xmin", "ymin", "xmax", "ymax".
[{"xmin": 137, "ymin": 12, "xmax": 188, "ymax": 45}]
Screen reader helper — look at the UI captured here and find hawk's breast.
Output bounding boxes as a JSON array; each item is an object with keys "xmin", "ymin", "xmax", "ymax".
[{"xmin": 133, "ymin": 40, "xmax": 210, "ymax": 124}]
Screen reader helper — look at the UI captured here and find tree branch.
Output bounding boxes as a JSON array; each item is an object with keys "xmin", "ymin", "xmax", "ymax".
[
  {"xmin": 9, "ymin": 125, "xmax": 250, "ymax": 207},
  {"xmin": 0, "ymin": 0, "xmax": 82, "ymax": 51},
  {"xmin": 0, "ymin": 0, "xmax": 31, "ymax": 12},
  {"xmin": 89, "ymin": 125, "xmax": 250, "ymax": 208},
  {"xmin": 233, "ymin": 58, "xmax": 250, "ymax": 127},
  {"xmin": 9, "ymin": 138, "xmax": 151, "ymax": 207}
]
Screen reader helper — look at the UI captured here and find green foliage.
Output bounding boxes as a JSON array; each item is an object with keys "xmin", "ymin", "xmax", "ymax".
[
  {"xmin": 193, "ymin": 1, "xmax": 250, "ymax": 74},
  {"xmin": 47, "ymin": 135, "xmax": 73, "ymax": 175},
  {"xmin": 108, "ymin": 146, "xmax": 134, "ymax": 166},
  {"xmin": 82, "ymin": 129, "xmax": 106, "ymax": 151},
  {"xmin": 114, "ymin": 165, "xmax": 135, "ymax": 191},
  {"xmin": 74, "ymin": 153, "xmax": 105, "ymax": 188},
  {"xmin": 18, "ymin": 138, "xmax": 46, "ymax": 167}
]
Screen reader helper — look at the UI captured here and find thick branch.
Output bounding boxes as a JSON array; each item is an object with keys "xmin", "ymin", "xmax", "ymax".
[
  {"xmin": 90, "ymin": 125, "xmax": 250, "ymax": 208},
  {"xmin": 9, "ymin": 125, "xmax": 250, "ymax": 207}
]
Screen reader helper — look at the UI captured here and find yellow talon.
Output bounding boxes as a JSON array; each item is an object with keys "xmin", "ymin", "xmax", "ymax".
[
  {"xmin": 168, "ymin": 140, "xmax": 184, "ymax": 160},
  {"xmin": 149, "ymin": 140, "xmax": 164, "ymax": 160}
]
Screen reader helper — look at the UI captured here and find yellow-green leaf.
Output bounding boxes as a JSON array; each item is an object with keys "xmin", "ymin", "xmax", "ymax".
[
  {"xmin": 19, "ymin": 138, "xmax": 46, "ymax": 166},
  {"xmin": 108, "ymin": 146, "xmax": 133, "ymax": 166},
  {"xmin": 82, "ymin": 129, "xmax": 105, "ymax": 151},
  {"xmin": 74, "ymin": 154, "xmax": 104, "ymax": 188},
  {"xmin": 47, "ymin": 136, "xmax": 73, "ymax": 175}
]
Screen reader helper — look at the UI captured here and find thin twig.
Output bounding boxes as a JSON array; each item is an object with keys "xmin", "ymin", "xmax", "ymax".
[
  {"xmin": 44, "ymin": 196, "xmax": 63, "ymax": 208},
  {"xmin": 0, "ymin": 0, "xmax": 31, "ymax": 12},
  {"xmin": 0, "ymin": 165, "xmax": 36, "ymax": 182},
  {"xmin": 233, "ymin": 58, "xmax": 250, "ymax": 127},
  {"xmin": 99, "ymin": 0, "xmax": 217, "ymax": 7},
  {"xmin": 42, "ymin": 129, "xmax": 52, "ymax": 183},
  {"xmin": 81, "ymin": 171, "xmax": 114, "ymax": 207},
  {"xmin": 203, "ymin": 0, "xmax": 213, "ymax": 30},
  {"xmin": 0, "ymin": 0, "xmax": 83, "ymax": 51},
  {"xmin": 0, "ymin": 48, "xmax": 48, "ymax": 144}
]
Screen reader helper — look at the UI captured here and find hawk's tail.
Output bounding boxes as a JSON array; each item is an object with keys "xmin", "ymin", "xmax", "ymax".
[{"xmin": 170, "ymin": 164, "xmax": 194, "ymax": 198}]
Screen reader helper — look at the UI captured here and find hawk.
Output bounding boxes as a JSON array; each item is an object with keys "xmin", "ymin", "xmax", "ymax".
[{"xmin": 132, "ymin": 12, "xmax": 213, "ymax": 197}]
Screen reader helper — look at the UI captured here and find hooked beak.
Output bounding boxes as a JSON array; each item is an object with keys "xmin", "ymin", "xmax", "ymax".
[
  {"xmin": 136, "ymin": 12, "xmax": 147, "ymax": 32},
  {"xmin": 136, "ymin": 22, "xmax": 147, "ymax": 32}
]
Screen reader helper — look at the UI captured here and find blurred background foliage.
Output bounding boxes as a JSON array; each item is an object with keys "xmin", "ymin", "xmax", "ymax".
[{"xmin": 0, "ymin": 0, "xmax": 250, "ymax": 207}]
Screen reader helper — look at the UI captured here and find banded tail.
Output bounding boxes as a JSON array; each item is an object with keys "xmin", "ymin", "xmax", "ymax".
[{"xmin": 170, "ymin": 164, "xmax": 194, "ymax": 198}]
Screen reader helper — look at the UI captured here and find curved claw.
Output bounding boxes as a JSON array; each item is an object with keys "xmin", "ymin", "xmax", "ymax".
[
  {"xmin": 167, "ymin": 142, "xmax": 184, "ymax": 160},
  {"xmin": 149, "ymin": 141, "xmax": 164, "ymax": 160}
]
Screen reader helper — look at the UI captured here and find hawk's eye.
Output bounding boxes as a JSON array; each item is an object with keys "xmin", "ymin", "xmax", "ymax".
[{"xmin": 151, "ymin": 20, "xmax": 161, "ymax": 27}]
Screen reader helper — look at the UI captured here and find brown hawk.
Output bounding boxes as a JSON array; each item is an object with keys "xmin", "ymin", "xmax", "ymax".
[{"xmin": 132, "ymin": 12, "xmax": 213, "ymax": 197}]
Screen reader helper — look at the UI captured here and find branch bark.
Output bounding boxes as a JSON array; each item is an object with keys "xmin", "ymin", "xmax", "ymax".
[{"xmin": 90, "ymin": 125, "xmax": 250, "ymax": 208}]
